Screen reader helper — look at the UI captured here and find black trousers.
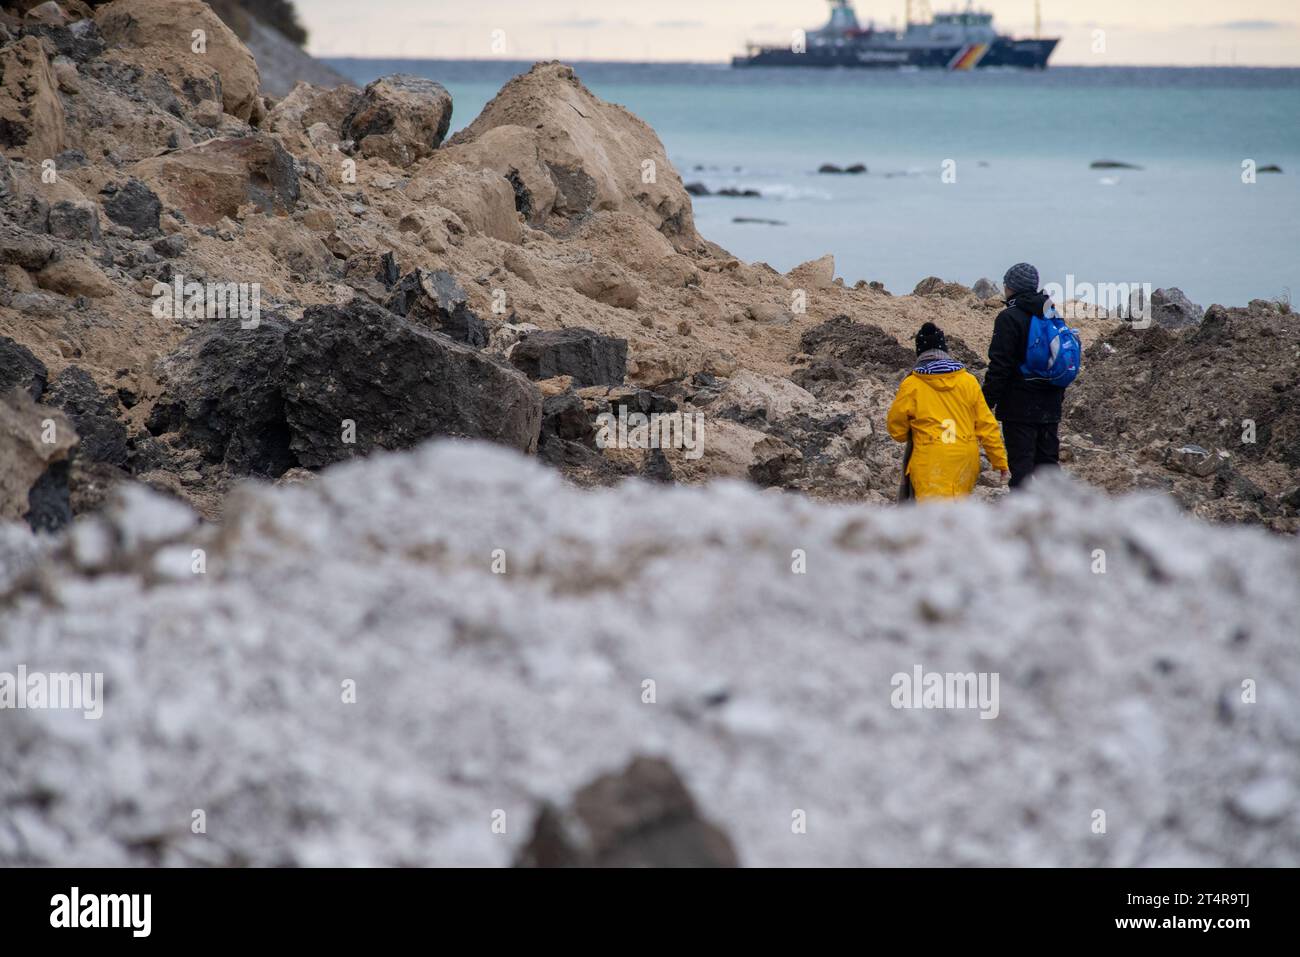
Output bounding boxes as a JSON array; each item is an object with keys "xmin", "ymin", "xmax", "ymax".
[{"xmin": 1001, "ymin": 420, "xmax": 1060, "ymax": 489}]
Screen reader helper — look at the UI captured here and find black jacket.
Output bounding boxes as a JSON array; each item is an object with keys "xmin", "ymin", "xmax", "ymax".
[{"xmin": 982, "ymin": 290, "xmax": 1066, "ymax": 424}]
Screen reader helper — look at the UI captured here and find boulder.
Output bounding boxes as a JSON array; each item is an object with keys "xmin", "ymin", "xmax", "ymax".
[
  {"xmin": 799, "ymin": 316, "xmax": 913, "ymax": 370},
  {"xmin": 510, "ymin": 328, "xmax": 628, "ymax": 387},
  {"xmin": 0, "ymin": 388, "xmax": 78, "ymax": 531},
  {"xmin": 564, "ymin": 258, "xmax": 638, "ymax": 309},
  {"xmin": 1149, "ymin": 287, "xmax": 1204, "ymax": 328},
  {"xmin": 281, "ymin": 300, "xmax": 541, "ymax": 466},
  {"xmin": 446, "ymin": 62, "xmax": 698, "ymax": 250},
  {"xmin": 1166, "ymin": 444, "xmax": 1220, "ymax": 478},
  {"xmin": 99, "ymin": 177, "xmax": 161, "ymax": 236},
  {"xmin": 913, "ymin": 276, "xmax": 972, "ymax": 299},
  {"xmin": 47, "ymin": 199, "xmax": 102, "ymax": 241},
  {"xmin": 342, "ymin": 74, "xmax": 453, "ymax": 166},
  {"xmin": 147, "ymin": 316, "xmax": 295, "ymax": 476},
  {"xmin": 385, "ymin": 269, "xmax": 488, "ymax": 347},
  {"xmin": 718, "ymin": 370, "xmax": 816, "ymax": 423},
  {"xmin": 36, "ymin": 253, "xmax": 114, "ymax": 297},
  {"xmin": 972, "ymin": 277, "xmax": 1000, "ymax": 299},
  {"xmin": 0, "ymin": 35, "xmax": 65, "ymax": 160},
  {"xmin": 129, "ymin": 135, "xmax": 299, "ymax": 225},
  {"xmin": 0, "ymin": 336, "xmax": 49, "ymax": 400},
  {"xmin": 787, "ymin": 254, "xmax": 835, "ymax": 290},
  {"xmin": 95, "ymin": 0, "xmax": 262, "ymax": 121},
  {"xmin": 43, "ymin": 365, "xmax": 129, "ymax": 467},
  {"xmin": 515, "ymin": 756, "xmax": 739, "ymax": 868}
]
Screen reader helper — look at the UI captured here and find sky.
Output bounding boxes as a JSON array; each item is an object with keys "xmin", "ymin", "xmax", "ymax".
[{"xmin": 295, "ymin": 0, "xmax": 1300, "ymax": 66}]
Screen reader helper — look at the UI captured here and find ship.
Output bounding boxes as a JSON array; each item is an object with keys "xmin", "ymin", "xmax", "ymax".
[{"xmin": 733, "ymin": 1, "xmax": 1059, "ymax": 70}]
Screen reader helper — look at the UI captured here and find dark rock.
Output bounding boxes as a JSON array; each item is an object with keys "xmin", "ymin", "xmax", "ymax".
[
  {"xmin": 1147, "ymin": 287, "xmax": 1204, "ymax": 328},
  {"xmin": 100, "ymin": 178, "xmax": 161, "ymax": 237},
  {"xmin": 281, "ymin": 300, "xmax": 541, "ymax": 466},
  {"xmin": 44, "ymin": 366, "xmax": 129, "ymax": 468},
  {"xmin": 47, "ymin": 199, "xmax": 101, "ymax": 241},
  {"xmin": 151, "ymin": 234, "xmax": 186, "ymax": 258},
  {"xmin": 1090, "ymin": 160, "xmax": 1143, "ymax": 170},
  {"xmin": 1257, "ymin": 164, "xmax": 1283, "ymax": 174},
  {"xmin": 817, "ymin": 163, "xmax": 843, "ymax": 174},
  {"xmin": 384, "ymin": 269, "xmax": 488, "ymax": 347},
  {"xmin": 540, "ymin": 392, "xmax": 593, "ymax": 445},
  {"xmin": 376, "ymin": 251, "xmax": 400, "ymax": 289},
  {"xmin": 684, "ymin": 181, "xmax": 709, "ymax": 196},
  {"xmin": 342, "ymin": 74, "xmax": 453, "ymax": 165},
  {"xmin": 798, "ymin": 315, "xmax": 913, "ymax": 370},
  {"xmin": 714, "ymin": 187, "xmax": 760, "ymax": 197},
  {"xmin": 515, "ymin": 756, "xmax": 738, "ymax": 868},
  {"xmin": 0, "ymin": 224, "xmax": 55, "ymax": 270},
  {"xmin": 26, "ymin": 460, "xmax": 72, "ymax": 533},
  {"xmin": 845, "ymin": 163, "xmax": 867, "ymax": 174},
  {"xmin": 22, "ymin": 20, "xmax": 106, "ymax": 62},
  {"xmin": 510, "ymin": 328, "xmax": 628, "ymax": 387},
  {"xmin": 0, "ymin": 336, "xmax": 49, "ymax": 400},
  {"xmin": 147, "ymin": 317, "xmax": 296, "ymax": 477},
  {"xmin": 641, "ymin": 447, "xmax": 675, "ymax": 483}
]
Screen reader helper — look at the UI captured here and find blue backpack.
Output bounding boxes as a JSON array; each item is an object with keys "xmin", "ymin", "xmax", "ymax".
[{"xmin": 1019, "ymin": 300, "xmax": 1081, "ymax": 387}]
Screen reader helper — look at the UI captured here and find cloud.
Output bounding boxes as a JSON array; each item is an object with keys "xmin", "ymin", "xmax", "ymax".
[{"xmin": 654, "ymin": 20, "xmax": 704, "ymax": 30}]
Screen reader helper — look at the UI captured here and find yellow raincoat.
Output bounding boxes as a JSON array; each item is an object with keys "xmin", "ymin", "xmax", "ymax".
[{"xmin": 887, "ymin": 367, "xmax": 1008, "ymax": 500}]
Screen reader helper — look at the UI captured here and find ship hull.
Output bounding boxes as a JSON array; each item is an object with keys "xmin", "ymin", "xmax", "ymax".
[{"xmin": 732, "ymin": 37, "xmax": 1059, "ymax": 70}]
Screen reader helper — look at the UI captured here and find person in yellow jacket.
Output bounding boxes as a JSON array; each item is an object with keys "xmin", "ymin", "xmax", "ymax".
[{"xmin": 887, "ymin": 322, "xmax": 1009, "ymax": 500}]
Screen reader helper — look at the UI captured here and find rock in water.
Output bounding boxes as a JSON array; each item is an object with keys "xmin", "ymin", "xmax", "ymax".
[
  {"xmin": 509, "ymin": 328, "xmax": 628, "ymax": 387},
  {"xmin": 342, "ymin": 74, "xmax": 453, "ymax": 166},
  {"xmin": 515, "ymin": 756, "xmax": 739, "ymax": 867},
  {"xmin": 281, "ymin": 300, "xmax": 541, "ymax": 466},
  {"xmin": 385, "ymin": 269, "xmax": 488, "ymax": 347}
]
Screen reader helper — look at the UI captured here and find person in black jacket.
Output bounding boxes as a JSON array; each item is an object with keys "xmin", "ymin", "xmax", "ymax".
[{"xmin": 982, "ymin": 262, "xmax": 1066, "ymax": 489}]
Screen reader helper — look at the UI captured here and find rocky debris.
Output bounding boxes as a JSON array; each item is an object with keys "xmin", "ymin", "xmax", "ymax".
[
  {"xmin": 447, "ymin": 62, "xmax": 698, "ymax": 250},
  {"xmin": 281, "ymin": 301, "xmax": 542, "ymax": 465},
  {"xmin": 148, "ymin": 301, "xmax": 543, "ymax": 476},
  {"xmin": 99, "ymin": 177, "xmax": 161, "ymax": 236},
  {"xmin": 43, "ymin": 365, "xmax": 129, "ymax": 467},
  {"xmin": 799, "ymin": 315, "xmax": 913, "ymax": 371},
  {"xmin": 913, "ymin": 276, "xmax": 973, "ymax": 299},
  {"xmin": 510, "ymin": 327, "xmax": 628, "ymax": 387},
  {"xmin": 129, "ymin": 135, "xmax": 299, "ymax": 225},
  {"xmin": 147, "ymin": 316, "xmax": 295, "ymax": 476},
  {"xmin": 342, "ymin": 73, "xmax": 452, "ymax": 165},
  {"xmin": 46, "ymin": 198, "xmax": 101, "ymax": 241},
  {"xmin": 0, "ymin": 34, "xmax": 65, "ymax": 160},
  {"xmin": 2, "ymin": 442, "xmax": 1298, "ymax": 866},
  {"xmin": 385, "ymin": 269, "xmax": 488, "ymax": 347},
  {"xmin": 516, "ymin": 756, "xmax": 739, "ymax": 867},
  {"xmin": 0, "ymin": 387, "xmax": 77, "ymax": 531},
  {"xmin": 1067, "ymin": 299, "xmax": 1299, "ymax": 528},
  {"xmin": 0, "ymin": 335, "xmax": 48, "ymax": 399},
  {"xmin": 95, "ymin": 0, "xmax": 262, "ymax": 121},
  {"xmin": 1146, "ymin": 287, "xmax": 1204, "ymax": 328}
]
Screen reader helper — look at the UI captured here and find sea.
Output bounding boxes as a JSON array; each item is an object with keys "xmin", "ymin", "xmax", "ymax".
[{"xmin": 326, "ymin": 60, "xmax": 1300, "ymax": 309}]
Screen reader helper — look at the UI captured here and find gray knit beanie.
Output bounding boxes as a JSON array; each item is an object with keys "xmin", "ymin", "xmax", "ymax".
[{"xmin": 1003, "ymin": 262, "xmax": 1039, "ymax": 294}]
